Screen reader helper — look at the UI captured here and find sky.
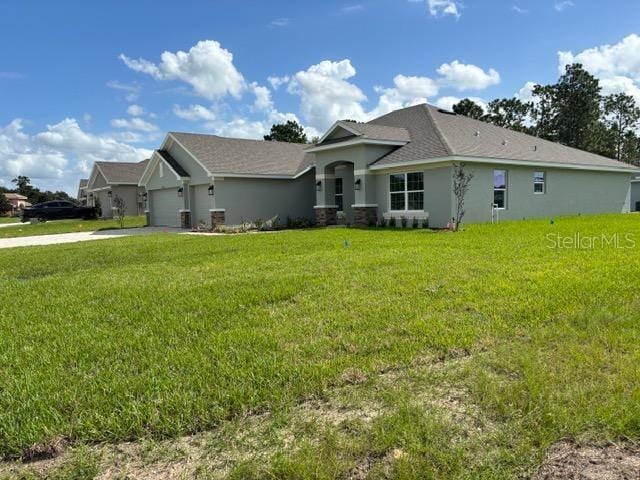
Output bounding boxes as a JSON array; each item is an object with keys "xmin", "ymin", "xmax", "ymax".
[{"xmin": 1, "ymin": 0, "xmax": 640, "ymax": 195}]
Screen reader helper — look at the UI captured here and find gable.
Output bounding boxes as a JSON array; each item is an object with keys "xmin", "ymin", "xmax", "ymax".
[{"xmin": 87, "ymin": 166, "xmax": 108, "ymax": 190}]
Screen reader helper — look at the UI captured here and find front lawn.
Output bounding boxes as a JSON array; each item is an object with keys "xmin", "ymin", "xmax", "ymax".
[
  {"xmin": 0, "ymin": 215, "xmax": 638, "ymax": 478},
  {"xmin": 0, "ymin": 216, "xmax": 146, "ymax": 238},
  {"xmin": 0, "ymin": 218, "xmax": 19, "ymax": 224}
]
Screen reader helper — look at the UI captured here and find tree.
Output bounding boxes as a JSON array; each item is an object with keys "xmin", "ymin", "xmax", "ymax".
[
  {"xmin": 0, "ymin": 194, "xmax": 11, "ymax": 216},
  {"xmin": 452, "ymin": 98, "xmax": 485, "ymax": 120},
  {"xmin": 603, "ymin": 93, "xmax": 640, "ymax": 161},
  {"xmin": 530, "ymin": 84, "xmax": 558, "ymax": 141},
  {"xmin": 112, "ymin": 195, "xmax": 126, "ymax": 229},
  {"xmin": 553, "ymin": 63, "xmax": 602, "ymax": 150},
  {"xmin": 452, "ymin": 163, "xmax": 473, "ymax": 232},
  {"xmin": 11, "ymin": 176, "xmax": 33, "ymax": 197},
  {"xmin": 485, "ymin": 98, "xmax": 531, "ymax": 132},
  {"xmin": 264, "ymin": 121, "xmax": 308, "ymax": 144}
]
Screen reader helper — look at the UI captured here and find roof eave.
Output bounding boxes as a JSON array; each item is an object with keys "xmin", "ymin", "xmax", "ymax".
[
  {"xmin": 307, "ymin": 138, "xmax": 408, "ymax": 153},
  {"xmin": 368, "ymin": 155, "xmax": 640, "ymax": 173}
]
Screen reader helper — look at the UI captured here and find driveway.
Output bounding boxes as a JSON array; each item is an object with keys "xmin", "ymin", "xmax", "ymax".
[{"xmin": 0, "ymin": 227, "xmax": 182, "ymax": 250}]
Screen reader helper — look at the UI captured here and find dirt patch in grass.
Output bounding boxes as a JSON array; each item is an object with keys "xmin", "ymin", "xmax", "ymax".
[{"xmin": 533, "ymin": 441, "xmax": 640, "ymax": 480}]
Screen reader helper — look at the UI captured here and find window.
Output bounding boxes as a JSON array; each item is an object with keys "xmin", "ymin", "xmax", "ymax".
[
  {"xmin": 335, "ymin": 178, "xmax": 344, "ymax": 212},
  {"xmin": 493, "ymin": 170, "xmax": 507, "ymax": 209},
  {"xmin": 389, "ymin": 172, "xmax": 424, "ymax": 211},
  {"xmin": 533, "ymin": 171, "xmax": 545, "ymax": 194}
]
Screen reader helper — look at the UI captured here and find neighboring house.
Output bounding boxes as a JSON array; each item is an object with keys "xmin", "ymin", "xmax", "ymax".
[
  {"xmin": 139, "ymin": 134, "xmax": 314, "ymax": 228},
  {"xmin": 632, "ymin": 176, "xmax": 640, "ymax": 212},
  {"xmin": 3, "ymin": 193, "xmax": 31, "ymax": 216},
  {"xmin": 76, "ymin": 179, "xmax": 88, "ymax": 205},
  {"xmin": 86, "ymin": 160, "xmax": 149, "ymax": 218},
  {"xmin": 141, "ymin": 104, "xmax": 639, "ymax": 229}
]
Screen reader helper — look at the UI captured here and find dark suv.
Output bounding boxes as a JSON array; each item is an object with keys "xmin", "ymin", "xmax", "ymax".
[{"xmin": 21, "ymin": 201, "xmax": 98, "ymax": 222}]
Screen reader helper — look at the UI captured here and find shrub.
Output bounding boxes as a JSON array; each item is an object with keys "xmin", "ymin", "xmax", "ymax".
[
  {"xmin": 254, "ymin": 218, "xmax": 264, "ymax": 230},
  {"xmin": 412, "ymin": 217, "xmax": 418, "ymax": 229},
  {"xmin": 367, "ymin": 216, "xmax": 376, "ymax": 228},
  {"xmin": 422, "ymin": 217, "xmax": 429, "ymax": 229},
  {"xmin": 401, "ymin": 216, "xmax": 408, "ymax": 228},
  {"xmin": 388, "ymin": 216, "xmax": 396, "ymax": 228}
]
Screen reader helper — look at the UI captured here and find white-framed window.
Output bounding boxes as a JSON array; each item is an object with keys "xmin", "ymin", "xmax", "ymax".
[
  {"xmin": 389, "ymin": 172, "xmax": 424, "ymax": 211},
  {"xmin": 533, "ymin": 171, "xmax": 545, "ymax": 194},
  {"xmin": 493, "ymin": 169, "xmax": 507, "ymax": 209},
  {"xmin": 335, "ymin": 177, "xmax": 344, "ymax": 212}
]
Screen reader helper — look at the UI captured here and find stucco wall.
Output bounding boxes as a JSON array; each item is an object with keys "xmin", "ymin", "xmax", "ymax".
[
  {"xmin": 146, "ymin": 159, "xmax": 181, "ymax": 191},
  {"xmin": 459, "ymin": 163, "xmax": 631, "ymax": 223},
  {"xmin": 631, "ymin": 182, "xmax": 640, "ymax": 212},
  {"xmin": 166, "ymin": 138, "xmax": 210, "ymax": 185},
  {"xmin": 93, "ymin": 185, "xmax": 143, "ymax": 218},
  {"xmin": 214, "ymin": 170, "xmax": 316, "ymax": 225}
]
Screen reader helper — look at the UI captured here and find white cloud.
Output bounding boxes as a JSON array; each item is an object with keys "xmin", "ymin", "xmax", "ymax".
[
  {"xmin": 437, "ymin": 60, "xmax": 501, "ymax": 91},
  {"xmin": 558, "ymin": 34, "xmax": 640, "ymax": 104},
  {"xmin": 106, "ymin": 80, "xmax": 141, "ymax": 102},
  {"xmin": 287, "ymin": 59, "xmax": 368, "ymax": 131},
  {"xmin": 434, "ymin": 96, "xmax": 488, "ymax": 112},
  {"xmin": 600, "ymin": 76, "xmax": 640, "ymax": 104},
  {"xmin": 120, "ymin": 40, "xmax": 246, "ymax": 100},
  {"xmin": 427, "ymin": 0, "xmax": 461, "ymax": 18},
  {"xmin": 341, "ymin": 4, "xmax": 364, "ymax": 14},
  {"xmin": 515, "ymin": 81, "xmax": 538, "ymax": 102},
  {"xmin": 173, "ymin": 104, "xmax": 217, "ymax": 122},
  {"xmin": 554, "ymin": 1, "xmax": 574, "ymax": 12},
  {"xmin": 371, "ymin": 74, "xmax": 439, "ymax": 117},
  {"xmin": 0, "ymin": 118, "xmax": 151, "ymax": 193},
  {"xmin": 512, "ymin": 5, "xmax": 529, "ymax": 14},
  {"xmin": 558, "ymin": 34, "xmax": 640, "ymax": 81},
  {"xmin": 268, "ymin": 75, "xmax": 290, "ymax": 90},
  {"xmin": 270, "ymin": 18, "xmax": 290, "ymax": 27},
  {"xmin": 127, "ymin": 104, "xmax": 145, "ymax": 116},
  {"xmin": 110, "ymin": 117, "xmax": 158, "ymax": 132},
  {"xmin": 206, "ymin": 118, "xmax": 269, "ymax": 140}
]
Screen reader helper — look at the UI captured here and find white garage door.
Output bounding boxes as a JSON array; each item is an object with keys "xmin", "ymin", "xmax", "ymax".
[{"xmin": 150, "ymin": 188, "xmax": 182, "ymax": 227}]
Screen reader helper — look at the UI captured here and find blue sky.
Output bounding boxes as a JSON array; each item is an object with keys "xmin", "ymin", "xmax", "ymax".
[{"xmin": 1, "ymin": 0, "xmax": 640, "ymax": 194}]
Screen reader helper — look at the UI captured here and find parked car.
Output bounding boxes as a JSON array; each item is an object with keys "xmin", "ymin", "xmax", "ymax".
[{"xmin": 21, "ymin": 201, "xmax": 98, "ymax": 222}]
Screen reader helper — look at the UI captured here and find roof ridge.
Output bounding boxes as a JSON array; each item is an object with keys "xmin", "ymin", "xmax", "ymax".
[
  {"xmin": 422, "ymin": 105, "xmax": 453, "ymax": 156},
  {"xmin": 170, "ymin": 131, "xmax": 309, "ymax": 148}
]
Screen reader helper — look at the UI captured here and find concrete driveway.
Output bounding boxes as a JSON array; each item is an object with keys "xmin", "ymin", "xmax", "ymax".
[{"xmin": 0, "ymin": 227, "xmax": 182, "ymax": 250}]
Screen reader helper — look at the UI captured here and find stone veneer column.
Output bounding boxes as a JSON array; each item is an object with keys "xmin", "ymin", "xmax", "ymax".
[
  {"xmin": 314, "ymin": 206, "xmax": 338, "ymax": 227},
  {"xmin": 353, "ymin": 206, "xmax": 378, "ymax": 226},
  {"xmin": 210, "ymin": 209, "xmax": 225, "ymax": 228},
  {"xmin": 144, "ymin": 210, "xmax": 150, "ymax": 227},
  {"xmin": 180, "ymin": 210, "xmax": 191, "ymax": 229}
]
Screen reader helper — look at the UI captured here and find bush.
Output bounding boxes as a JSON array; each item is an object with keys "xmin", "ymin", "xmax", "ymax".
[
  {"xmin": 412, "ymin": 217, "xmax": 418, "ymax": 229},
  {"xmin": 367, "ymin": 216, "xmax": 376, "ymax": 227},
  {"xmin": 388, "ymin": 216, "xmax": 396, "ymax": 228},
  {"xmin": 254, "ymin": 218, "xmax": 264, "ymax": 230},
  {"xmin": 401, "ymin": 216, "xmax": 408, "ymax": 228},
  {"xmin": 422, "ymin": 217, "xmax": 429, "ymax": 229}
]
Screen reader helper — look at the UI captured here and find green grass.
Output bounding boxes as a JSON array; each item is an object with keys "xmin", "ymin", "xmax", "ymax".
[
  {"xmin": 0, "ymin": 216, "xmax": 146, "ymax": 238},
  {"xmin": 0, "ymin": 214, "xmax": 639, "ymax": 478},
  {"xmin": 0, "ymin": 218, "xmax": 19, "ymax": 224}
]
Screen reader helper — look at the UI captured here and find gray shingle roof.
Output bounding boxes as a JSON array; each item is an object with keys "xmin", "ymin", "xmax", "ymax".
[
  {"xmin": 96, "ymin": 159, "xmax": 149, "ymax": 184},
  {"xmin": 78, "ymin": 179, "xmax": 88, "ymax": 188},
  {"xmin": 369, "ymin": 104, "xmax": 638, "ymax": 171},
  {"xmin": 336, "ymin": 121, "xmax": 410, "ymax": 142},
  {"xmin": 170, "ymin": 132, "xmax": 313, "ymax": 176}
]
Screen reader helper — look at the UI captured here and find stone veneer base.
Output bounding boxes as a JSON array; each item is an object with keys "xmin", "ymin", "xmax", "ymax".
[
  {"xmin": 354, "ymin": 206, "xmax": 378, "ymax": 226},
  {"xmin": 315, "ymin": 207, "xmax": 338, "ymax": 226},
  {"xmin": 210, "ymin": 209, "xmax": 225, "ymax": 228},
  {"xmin": 180, "ymin": 210, "xmax": 191, "ymax": 229}
]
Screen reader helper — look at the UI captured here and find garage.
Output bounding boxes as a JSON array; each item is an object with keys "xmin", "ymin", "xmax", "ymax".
[{"xmin": 149, "ymin": 188, "xmax": 182, "ymax": 227}]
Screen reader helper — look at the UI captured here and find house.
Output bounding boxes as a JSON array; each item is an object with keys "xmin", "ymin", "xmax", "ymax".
[
  {"xmin": 86, "ymin": 160, "xmax": 149, "ymax": 218},
  {"xmin": 2, "ymin": 193, "xmax": 31, "ymax": 216},
  {"xmin": 142, "ymin": 104, "xmax": 639, "ymax": 229},
  {"xmin": 139, "ymin": 134, "xmax": 314, "ymax": 228},
  {"xmin": 632, "ymin": 176, "xmax": 640, "ymax": 212},
  {"xmin": 76, "ymin": 179, "xmax": 88, "ymax": 205}
]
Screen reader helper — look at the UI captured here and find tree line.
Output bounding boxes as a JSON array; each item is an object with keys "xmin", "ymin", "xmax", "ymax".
[
  {"xmin": 452, "ymin": 63, "xmax": 640, "ymax": 164},
  {"xmin": 0, "ymin": 176, "xmax": 73, "ymax": 214}
]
